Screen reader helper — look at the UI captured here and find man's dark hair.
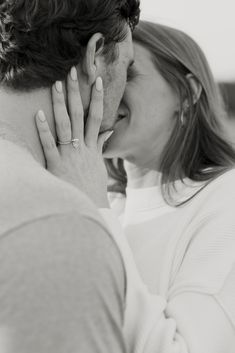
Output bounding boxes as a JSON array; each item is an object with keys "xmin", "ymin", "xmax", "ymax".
[{"xmin": 0, "ymin": 0, "xmax": 140, "ymax": 90}]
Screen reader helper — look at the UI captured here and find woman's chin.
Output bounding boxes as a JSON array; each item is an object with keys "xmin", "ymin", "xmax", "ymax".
[
  {"xmin": 103, "ymin": 147, "xmax": 121, "ymax": 159},
  {"xmin": 102, "ymin": 121, "xmax": 128, "ymax": 158},
  {"xmin": 102, "ymin": 140, "xmax": 123, "ymax": 159}
]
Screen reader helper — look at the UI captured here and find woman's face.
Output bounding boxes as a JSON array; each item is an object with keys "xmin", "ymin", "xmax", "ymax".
[{"xmin": 103, "ymin": 42, "xmax": 180, "ymax": 169}]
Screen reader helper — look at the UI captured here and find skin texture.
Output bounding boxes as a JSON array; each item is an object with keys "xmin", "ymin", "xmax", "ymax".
[{"xmin": 103, "ymin": 42, "xmax": 180, "ymax": 169}]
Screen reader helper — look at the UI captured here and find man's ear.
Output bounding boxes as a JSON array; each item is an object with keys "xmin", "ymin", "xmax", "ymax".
[
  {"xmin": 186, "ymin": 73, "xmax": 202, "ymax": 104},
  {"xmin": 83, "ymin": 33, "xmax": 105, "ymax": 86}
]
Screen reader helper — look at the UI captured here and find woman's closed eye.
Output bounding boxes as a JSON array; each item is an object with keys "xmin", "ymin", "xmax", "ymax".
[{"xmin": 127, "ymin": 65, "xmax": 139, "ymax": 82}]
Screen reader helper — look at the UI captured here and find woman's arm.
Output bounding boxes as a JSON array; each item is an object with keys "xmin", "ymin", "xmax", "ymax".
[{"xmin": 104, "ymin": 206, "xmax": 235, "ymax": 353}]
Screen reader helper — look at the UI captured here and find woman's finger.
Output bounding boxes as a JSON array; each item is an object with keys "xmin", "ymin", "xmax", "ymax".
[
  {"xmin": 85, "ymin": 77, "xmax": 104, "ymax": 148},
  {"xmin": 35, "ymin": 110, "xmax": 60, "ymax": 170},
  {"xmin": 52, "ymin": 81, "xmax": 72, "ymax": 143},
  {"xmin": 67, "ymin": 66, "xmax": 84, "ymax": 142}
]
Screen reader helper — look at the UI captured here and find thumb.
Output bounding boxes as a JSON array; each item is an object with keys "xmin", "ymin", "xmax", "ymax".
[{"xmin": 98, "ymin": 130, "xmax": 114, "ymax": 153}]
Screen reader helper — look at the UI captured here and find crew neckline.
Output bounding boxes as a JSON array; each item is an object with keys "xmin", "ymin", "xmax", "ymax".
[
  {"xmin": 125, "ymin": 178, "xmax": 206, "ymax": 213},
  {"xmin": 126, "ymin": 185, "xmax": 165, "ymax": 211}
]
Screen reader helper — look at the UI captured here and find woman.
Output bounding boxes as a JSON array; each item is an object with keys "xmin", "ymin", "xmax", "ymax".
[{"xmin": 36, "ymin": 21, "xmax": 235, "ymax": 353}]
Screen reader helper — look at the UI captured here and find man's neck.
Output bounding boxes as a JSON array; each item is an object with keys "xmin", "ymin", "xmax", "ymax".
[{"xmin": 0, "ymin": 86, "xmax": 56, "ymax": 167}]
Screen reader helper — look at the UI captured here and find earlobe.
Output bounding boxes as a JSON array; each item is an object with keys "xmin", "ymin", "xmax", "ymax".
[
  {"xmin": 186, "ymin": 73, "xmax": 202, "ymax": 104},
  {"xmin": 84, "ymin": 33, "xmax": 104, "ymax": 86}
]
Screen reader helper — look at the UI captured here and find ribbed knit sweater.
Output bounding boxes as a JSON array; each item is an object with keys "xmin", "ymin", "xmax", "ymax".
[{"xmin": 100, "ymin": 169, "xmax": 235, "ymax": 353}]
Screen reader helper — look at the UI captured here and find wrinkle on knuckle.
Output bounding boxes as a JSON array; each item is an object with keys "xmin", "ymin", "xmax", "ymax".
[
  {"xmin": 59, "ymin": 133, "xmax": 70, "ymax": 141},
  {"xmin": 71, "ymin": 108, "xmax": 83, "ymax": 120},
  {"xmin": 56, "ymin": 119, "xmax": 71, "ymax": 132},
  {"xmin": 90, "ymin": 112, "xmax": 102, "ymax": 122}
]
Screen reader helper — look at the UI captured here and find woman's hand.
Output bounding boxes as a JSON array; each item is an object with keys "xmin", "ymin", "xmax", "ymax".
[{"xmin": 35, "ymin": 66, "xmax": 113, "ymax": 208}]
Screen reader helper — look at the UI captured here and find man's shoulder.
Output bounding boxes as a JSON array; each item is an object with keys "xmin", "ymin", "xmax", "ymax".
[{"xmin": 0, "ymin": 212, "xmax": 126, "ymax": 353}]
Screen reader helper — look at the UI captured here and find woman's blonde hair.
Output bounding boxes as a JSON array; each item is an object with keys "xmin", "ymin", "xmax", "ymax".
[{"xmin": 106, "ymin": 21, "xmax": 235, "ymax": 205}]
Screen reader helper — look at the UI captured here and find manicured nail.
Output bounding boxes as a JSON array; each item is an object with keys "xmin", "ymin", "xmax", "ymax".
[
  {"xmin": 38, "ymin": 110, "xmax": 46, "ymax": 122},
  {"xmin": 70, "ymin": 66, "xmax": 77, "ymax": 81},
  {"xmin": 55, "ymin": 81, "xmax": 63, "ymax": 93},
  {"xmin": 104, "ymin": 130, "xmax": 114, "ymax": 141},
  {"xmin": 96, "ymin": 77, "xmax": 103, "ymax": 92}
]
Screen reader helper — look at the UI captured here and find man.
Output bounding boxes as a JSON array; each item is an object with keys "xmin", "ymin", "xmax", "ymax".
[{"xmin": 0, "ymin": 0, "xmax": 140, "ymax": 352}]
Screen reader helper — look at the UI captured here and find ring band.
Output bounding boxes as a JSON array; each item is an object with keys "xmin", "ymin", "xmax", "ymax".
[
  {"xmin": 57, "ymin": 140, "xmax": 72, "ymax": 145},
  {"xmin": 57, "ymin": 138, "xmax": 80, "ymax": 149}
]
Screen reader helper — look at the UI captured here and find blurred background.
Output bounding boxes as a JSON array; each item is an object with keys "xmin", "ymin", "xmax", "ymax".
[{"xmin": 140, "ymin": 0, "xmax": 235, "ymax": 138}]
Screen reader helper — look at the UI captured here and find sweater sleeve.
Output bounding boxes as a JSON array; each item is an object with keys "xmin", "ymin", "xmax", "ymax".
[
  {"xmin": 165, "ymin": 206, "xmax": 235, "ymax": 352},
  {"xmin": 99, "ymin": 207, "xmax": 235, "ymax": 353},
  {"xmin": 0, "ymin": 212, "xmax": 126, "ymax": 353}
]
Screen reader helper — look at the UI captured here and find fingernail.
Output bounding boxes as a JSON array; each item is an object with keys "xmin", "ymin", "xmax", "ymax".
[
  {"xmin": 55, "ymin": 81, "xmax": 63, "ymax": 93},
  {"xmin": 70, "ymin": 66, "xmax": 77, "ymax": 81},
  {"xmin": 96, "ymin": 77, "xmax": 103, "ymax": 92},
  {"xmin": 38, "ymin": 110, "xmax": 46, "ymax": 122},
  {"xmin": 105, "ymin": 130, "xmax": 114, "ymax": 141}
]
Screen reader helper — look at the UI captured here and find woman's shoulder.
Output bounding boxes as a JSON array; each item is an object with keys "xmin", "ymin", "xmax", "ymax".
[
  {"xmin": 197, "ymin": 168, "xmax": 235, "ymax": 206},
  {"xmin": 208, "ymin": 167, "xmax": 235, "ymax": 188},
  {"xmin": 171, "ymin": 169, "xmax": 235, "ymax": 297},
  {"xmin": 181, "ymin": 168, "xmax": 235, "ymax": 210}
]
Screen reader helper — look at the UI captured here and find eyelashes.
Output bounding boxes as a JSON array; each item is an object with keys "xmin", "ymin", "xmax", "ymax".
[{"xmin": 127, "ymin": 65, "xmax": 139, "ymax": 82}]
